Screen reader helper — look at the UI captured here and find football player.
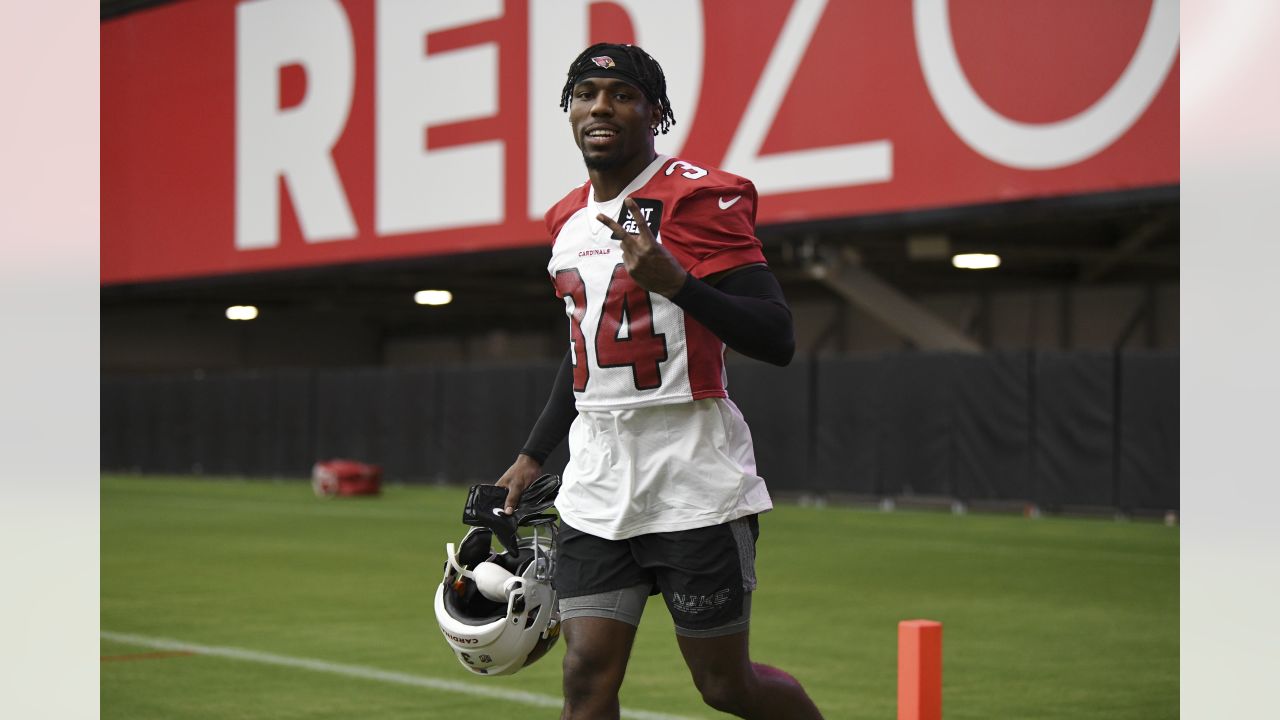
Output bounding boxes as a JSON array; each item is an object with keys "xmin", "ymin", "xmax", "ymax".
[{"xmin": 497, "ymin": 43, "xmax": 825, "ymax": 720}]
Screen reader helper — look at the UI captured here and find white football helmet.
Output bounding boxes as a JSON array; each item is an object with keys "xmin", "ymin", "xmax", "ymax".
[{"xmin": 433, "ymin": 521, "xmax": 561, "ymax": 676}]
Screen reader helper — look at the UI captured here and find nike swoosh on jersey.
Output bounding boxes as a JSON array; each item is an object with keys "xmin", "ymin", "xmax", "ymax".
[{"xmin": 718, "ymin": 195, "xmax": 742, "ymax": 210}]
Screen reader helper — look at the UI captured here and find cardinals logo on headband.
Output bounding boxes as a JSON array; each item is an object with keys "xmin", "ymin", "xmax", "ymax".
[{"xmin": 591, "ymin": 56, "xmax": 616, "ymax": 69}]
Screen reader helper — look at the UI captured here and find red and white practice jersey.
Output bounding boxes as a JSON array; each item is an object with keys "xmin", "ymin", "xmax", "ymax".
[{"xmin": 545, "ymin": 155, "xmax": 766, "ymax": 411}]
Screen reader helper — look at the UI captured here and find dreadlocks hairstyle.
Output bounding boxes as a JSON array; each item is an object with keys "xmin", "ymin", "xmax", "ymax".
[{"xmin": 559, "ymin": 43, "xmax": 676, "ymax": 136}]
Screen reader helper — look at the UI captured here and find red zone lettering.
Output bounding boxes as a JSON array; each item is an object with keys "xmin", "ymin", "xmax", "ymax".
[{"xmin": 102, "ymin": 1, "xmax": 1178, "ymax": 284}]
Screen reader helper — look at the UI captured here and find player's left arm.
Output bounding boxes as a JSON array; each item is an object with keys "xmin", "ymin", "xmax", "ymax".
[
  {"xmin": 598, "ymin": 194, "xmax": 795, "ymax": 367},
  {"xmin": 670, "ymin": 262, "xmax": 795, "ymax": 366}
]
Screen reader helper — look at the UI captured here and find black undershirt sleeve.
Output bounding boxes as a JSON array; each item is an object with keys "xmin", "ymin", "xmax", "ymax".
[
  {"xmin": 518, "ymin": 264, "xmax": 794, "ymax": 463},
  {"xmin": 518, "ymin": 350, "xmax": 577, "ymax": 464},
  {"xmin": 669, "ymin": 264, "xmax": 795, "ymax": 367}
]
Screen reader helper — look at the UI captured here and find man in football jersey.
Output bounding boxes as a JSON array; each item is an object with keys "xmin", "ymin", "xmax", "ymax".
[{"xmin": 497, "ymin": 43, "xmax": 824, "ymax": 719}]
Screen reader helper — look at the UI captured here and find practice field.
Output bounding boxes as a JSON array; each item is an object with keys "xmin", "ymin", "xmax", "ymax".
[{"xmin": 102, "ymin": 475, "xmax": 1177, "ymax": 719}]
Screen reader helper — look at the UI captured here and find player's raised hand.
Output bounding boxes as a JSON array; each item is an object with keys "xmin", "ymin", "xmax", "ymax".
[{"xmin": 596, "ymin": 197, "xmax": 687, "ymax": 298}]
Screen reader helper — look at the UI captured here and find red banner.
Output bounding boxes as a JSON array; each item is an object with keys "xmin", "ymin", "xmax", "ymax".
[{"xmin": 101, "ymin": 0, "xmax": 1179, "ymax": 284}]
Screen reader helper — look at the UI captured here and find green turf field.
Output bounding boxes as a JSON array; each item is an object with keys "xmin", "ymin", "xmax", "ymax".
[{"xmin": 101, "ymin": 475, "xmax": 1177, "ymax": 719}]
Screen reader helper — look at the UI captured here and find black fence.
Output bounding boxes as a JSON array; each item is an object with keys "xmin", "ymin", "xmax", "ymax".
[{"xmin": 101, "ymin": 351, "xmax": 1178, "ymax": 512}]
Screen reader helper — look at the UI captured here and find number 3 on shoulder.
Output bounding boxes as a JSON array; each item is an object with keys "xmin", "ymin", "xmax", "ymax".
[{"xmin": 664, "ymin": 160, "xmax": 707, "ymax": 180}]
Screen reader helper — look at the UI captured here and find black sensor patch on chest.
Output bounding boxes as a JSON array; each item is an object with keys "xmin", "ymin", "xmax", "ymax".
[{"xmin": 615, "ymin": 198, "xmax": 663, "ymax": 237}]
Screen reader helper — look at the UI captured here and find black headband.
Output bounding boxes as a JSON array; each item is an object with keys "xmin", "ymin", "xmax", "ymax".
[{"xmin": 569, "ymin": 52, "xmax": 656, "ymax": 103}]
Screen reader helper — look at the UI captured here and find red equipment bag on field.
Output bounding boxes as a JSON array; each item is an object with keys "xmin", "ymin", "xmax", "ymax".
[{"xmin": 312, "ymin": 459, "xmax": 382, "ymax": 497}]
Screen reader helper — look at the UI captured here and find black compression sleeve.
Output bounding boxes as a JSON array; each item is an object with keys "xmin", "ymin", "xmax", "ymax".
[
  {"xmin": 518, "ymin": 351, "xmax": 578, "ymax": 464},
  {"xmin": 668, "ymin": 264, "xmax": 795, "ymax": 366}
]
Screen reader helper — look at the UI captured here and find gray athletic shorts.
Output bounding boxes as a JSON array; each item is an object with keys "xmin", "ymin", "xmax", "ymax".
[{"xmin": 555, "ymin": 515, "xmax": 759, "ymax": 638}]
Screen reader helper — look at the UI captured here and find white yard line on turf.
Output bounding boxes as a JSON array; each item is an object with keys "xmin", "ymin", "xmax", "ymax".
[{"xmin": 101, "ymin": 631, "xmax": 699, "ymax": 720}]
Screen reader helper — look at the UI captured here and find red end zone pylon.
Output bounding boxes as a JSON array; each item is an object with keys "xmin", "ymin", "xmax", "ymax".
[{"xmin": 898, "ymin": 619, "xmax": 942, "ymax": 720}]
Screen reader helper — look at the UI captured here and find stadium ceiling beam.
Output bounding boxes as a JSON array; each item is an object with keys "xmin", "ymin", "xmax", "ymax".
[
  {"xmin": 1078, "ymin": 216, "xmax": 1173, "ymax": 284},
  {"xmin": 995, "ymin": 245, "xmax": 1178, "ymax": 266},
  {"xmin": 809, "ymin": 258, "xmax": 982, "ymax": 352}
]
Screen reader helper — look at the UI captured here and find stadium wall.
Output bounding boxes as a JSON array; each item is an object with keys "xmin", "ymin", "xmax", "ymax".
[
  {"xmin": 101, "ymin": 281, "xmax": 1178, "ymax": 373},
  {"xmin": 100, "ymin": 351, "xmax": 1178, "ymax": 513}
]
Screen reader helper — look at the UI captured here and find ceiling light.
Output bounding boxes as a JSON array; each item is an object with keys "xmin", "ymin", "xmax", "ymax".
[
  {"xmin": 225, "ymin": 305, "xmax": 259, "ymax": 320},
  {"xmin": 414, "ymin": 289, "xmax": 453, "ymax": 306},
  {"xmin": 952, "ymin": 253, "xmax": 1001, "ymax": 270}
]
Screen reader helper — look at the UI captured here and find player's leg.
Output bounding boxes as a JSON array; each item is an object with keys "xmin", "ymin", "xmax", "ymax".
[
  {"xmin": 554, "ymin": 521, "xmax": 654, "ymax": 719},
  {"xmin": 645, "ymin": 515, "xmax": 824, "ymax": 718},
  {"xmin": 559, "ymin": 613, "xmax": 639, "ymax": 720},
  {"xmin": 676, "ymin": 623, "xmax": 824, "ymax": 719}
]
